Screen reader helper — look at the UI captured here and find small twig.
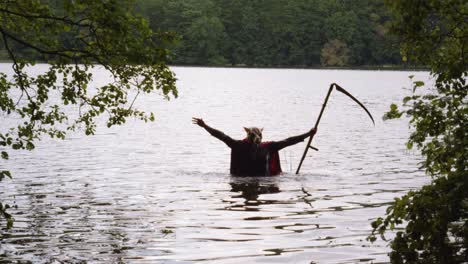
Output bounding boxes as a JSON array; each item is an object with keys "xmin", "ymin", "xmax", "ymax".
[
  {"xmin": 1, "ymin": 27, "xmax": 32, "ymax": 102},
  {"xmin": 0, "ymin": 27, "xmax": 75, "ymax": 60},
  {"xmin": 0, "ymin": 7, "xmax": 92, "ymax": 28},
  {"xmin": 128, "ymin": 90, "xmax": 140, "ymax": 111},
  {"xmin": 14, "ymin": 90, "xmax": 24, "ymax": 107},
  {"xmin": 1, "ymin": 26, "xmax": 112, "ymax": 68}
]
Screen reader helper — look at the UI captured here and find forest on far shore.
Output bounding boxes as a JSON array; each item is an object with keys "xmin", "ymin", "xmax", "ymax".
[
  {"xmin": 136, "ymin": 0, "xmax": 402, "ymax": 67},
  {"xmin": 0, "ymin": 0, "xmax": 404, "ymax": 68}
]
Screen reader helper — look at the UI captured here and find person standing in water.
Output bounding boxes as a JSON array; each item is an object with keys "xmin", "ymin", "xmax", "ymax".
[{"xmin": 192, "ymin": 117, "xmax": 317, "ymax": 176}]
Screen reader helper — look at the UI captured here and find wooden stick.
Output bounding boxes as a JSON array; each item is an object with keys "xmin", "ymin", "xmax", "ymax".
[
  {"xmin": 295, "ymin": 83, "xmax": 374, "ymax": 174},
  {"xmin": 295, "ymin": 83, "xmax": 335, "ymax": 174}
]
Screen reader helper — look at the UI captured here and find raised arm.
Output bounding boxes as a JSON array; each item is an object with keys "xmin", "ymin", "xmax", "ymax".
[
  {"xmin": 192, "ymin": 117, "xmax": 236, "ymax": 148},
  {"xmin": 269, "ymin": 128, "xmax": 317, "ymax": 151}
]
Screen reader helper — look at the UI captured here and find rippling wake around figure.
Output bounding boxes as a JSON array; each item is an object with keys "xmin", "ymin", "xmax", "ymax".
[{"xmin": 192, "ymin": 117, "xmax": 317, "ymax": 176}]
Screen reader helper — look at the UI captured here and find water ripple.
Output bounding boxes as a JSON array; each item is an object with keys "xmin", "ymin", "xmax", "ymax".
[{"xmin": 0, "ymin": 66, "xmax": 431, "ymax": 264}]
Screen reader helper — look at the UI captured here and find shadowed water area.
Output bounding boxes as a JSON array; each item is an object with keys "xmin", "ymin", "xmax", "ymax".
[{"xmin": 1, "ymin": 65, "xmax": 430, "ymax": 263}]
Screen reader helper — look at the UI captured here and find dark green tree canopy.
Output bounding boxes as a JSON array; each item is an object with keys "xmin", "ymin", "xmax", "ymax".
[
  {"xmin": 1, "ymin": 0, "xmax": 403, "ymax": 68},
  {"xmin": 371, "ymin": 0, "xmax": 467, "ymax": 262},
  {"xmin": 0, "ymin": 0, "xmax": 177, "ymax": 227},
  {"xmin": 386, "ymin": 0, "xmax": 466, "ymax": 80},
  {"xmin": 135, "ymin": 0, "xmax": 400, "ymax": 67}
]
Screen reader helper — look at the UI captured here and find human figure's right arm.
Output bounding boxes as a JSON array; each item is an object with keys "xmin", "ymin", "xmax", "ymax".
[{"xmin": 192, "ymin": 117, "xmax": 236, "ymax": 147}]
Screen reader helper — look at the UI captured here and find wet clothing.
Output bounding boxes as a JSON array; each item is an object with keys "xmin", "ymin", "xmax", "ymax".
[
  {"xmin": 203, "ymin": 125, "xmax": 309, "ymax": 176},
  {"xmin": 261, "ymin": 142, "xmax": 282, "ymax": 176}
]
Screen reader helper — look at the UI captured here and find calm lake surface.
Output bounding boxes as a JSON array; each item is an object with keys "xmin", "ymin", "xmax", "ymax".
[{"xmin": 1, "ymin": 65, "xmax": 430, "ymax": 263}]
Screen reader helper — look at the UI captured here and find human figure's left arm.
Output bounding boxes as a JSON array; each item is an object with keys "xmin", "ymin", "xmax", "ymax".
[{"xmin": 269, "ymin": 128, "xmax": 317, "ymax": 151}]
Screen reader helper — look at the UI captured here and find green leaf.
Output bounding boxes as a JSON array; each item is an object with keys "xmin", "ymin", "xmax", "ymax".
[
  {"xmin": 1, "ymin": 171, "xmax": 12, "ymax": 179},
  {"xmin": 383, "ymin": 103, "xmax": 403, "ymax": 120},
  {"xmin": 413, "ymin": 81, "xmax": 425, "ymax": 92},
  {"xmin": 26, "ymin": 142, "xmax": 35, "ymax": 151},
  {"xmin": 406, "ymin": 141, "xmax": 413, "ymax": 149},
  {"xmin": 11, "ymin": 143, "xmax": 21, "ymax": 150},
  {"xmin": 6, "ymin": 215, "xmax": 13, "ymax": 229}
]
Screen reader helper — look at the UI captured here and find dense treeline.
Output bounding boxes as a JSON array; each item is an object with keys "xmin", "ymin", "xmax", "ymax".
[
  {"xmin": 136, "ymin": 0, "xmax": 401, "ymax": 67},
  {"xmin": 0, "ymin": 0, "xmax": 402, "ymax": 67}
]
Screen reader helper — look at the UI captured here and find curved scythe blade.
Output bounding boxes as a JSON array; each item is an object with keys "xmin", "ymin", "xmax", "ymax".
[{"xmin": 334, "ymin": 84, "xmax": 375, "ymax": 125}]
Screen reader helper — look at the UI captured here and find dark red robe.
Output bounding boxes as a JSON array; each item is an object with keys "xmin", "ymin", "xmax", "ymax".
[
  {"xmin": 203, "ymin": 125, "xmax": 309, "ymax": 176},
  {"xmin": 260, "ymin": 142, "xmax": 282, "ymax": 176}
]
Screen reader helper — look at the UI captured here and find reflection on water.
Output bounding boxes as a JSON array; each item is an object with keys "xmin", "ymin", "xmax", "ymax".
[
  {"xmin": 229, "ymin": 177, "xmax": 281, "ymax": 208},
  {"xmin": 0, "ymin": 65, "xmax": 430, "ymax": 263}
]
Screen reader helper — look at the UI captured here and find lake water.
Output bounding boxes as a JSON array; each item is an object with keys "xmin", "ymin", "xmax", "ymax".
[{"xmin": 0, "ymin": 65, "xmax": 430, "ymax": 263}]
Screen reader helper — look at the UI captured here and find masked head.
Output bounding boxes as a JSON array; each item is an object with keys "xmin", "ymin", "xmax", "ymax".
[{"xmin": 244, "ymin": 127, "xmax": 263, "ymax": 144}]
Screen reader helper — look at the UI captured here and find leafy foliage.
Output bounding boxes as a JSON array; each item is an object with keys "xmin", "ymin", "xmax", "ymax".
[
  {"xmin": 320, "ymin": 39, "xmax": 350, "ymax": 66},
  {"xmin": 370, "ymin": 172, "xmax": 468, "ymax": 263},
  {"xmin": 369, "ymin": 0, "xmax": 467, "ymax": 262},
  {"xmin": 1, "ymin": 0, "xmax": 403, "ymax": 67},
  {"xmin": 0, "ymin": 0, "xmax": 177, "ymax": 228},
  {"xmin": 116, "ymin": 0, "xmax": 401, "ymax": 67}
]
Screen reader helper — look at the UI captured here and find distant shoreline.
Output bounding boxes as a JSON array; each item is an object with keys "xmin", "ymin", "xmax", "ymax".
[
  {"xmin": 170, "ymin": 64, "xmax": 430, "ymax": 72},
  {"xmin": 0, "ymin": 60, "xmax": 429, "ymax": 72}
]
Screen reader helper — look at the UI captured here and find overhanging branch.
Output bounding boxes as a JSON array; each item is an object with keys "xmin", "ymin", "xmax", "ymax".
[{"xmin": 0, "ymin": 7, "xmax": 91, "ymax": 28}]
